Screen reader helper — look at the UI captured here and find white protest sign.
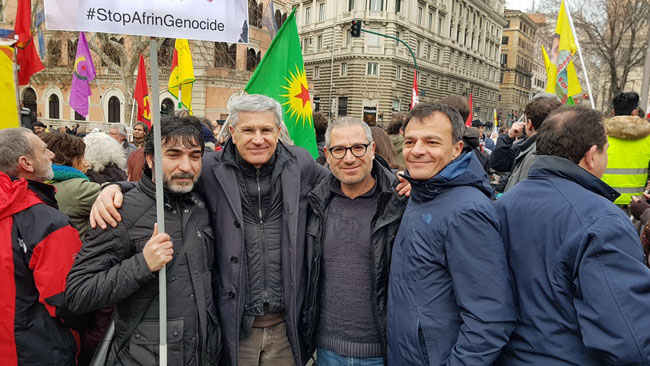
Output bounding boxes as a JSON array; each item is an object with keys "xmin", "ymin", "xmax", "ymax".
[{"xmin": 44, "ymin": 0, "xmax": 249, "ymax": 43}]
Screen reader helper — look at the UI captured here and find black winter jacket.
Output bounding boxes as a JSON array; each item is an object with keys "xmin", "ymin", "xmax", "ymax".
[
  {"xmin": 65, "ymin": 175, "xmax": 221, "ymax": 366},
  {"xmin": 197, "ymin": 141, "xmax": 329, "ymax": 366},
  {"xmin": 302, "ymin": 160, "xmax": 407, "ymax": 359}
]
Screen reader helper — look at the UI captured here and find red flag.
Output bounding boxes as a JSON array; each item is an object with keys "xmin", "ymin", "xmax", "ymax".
[
  {"xmin": 15, "ymin": 0, "xmax": 44, "ymax": 85},
  {"xmin": 465, "ymin": 93, "xmax": 473, "ymax": 127},
  {"xmin": 411, "ymin": 70, "xmax": 419, "ymax": 110},
  {"xmin": 134, "ymin": 54, "xmax": 151, "ymax": 128}
]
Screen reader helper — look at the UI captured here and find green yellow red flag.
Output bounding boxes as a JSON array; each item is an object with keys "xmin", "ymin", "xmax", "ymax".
[
  {"xmin": 168, "ymin": 39, "xmax": 195, "ymax": 113},
  {"xmin": 244, "ymin": 9, "xmax": 317, "ymax": 158},
  {"xmin": 544, "ymin": 0, "xmax": 581, "ymax": 104},
  {"xmin": 0, "ymin": 46, "xmax": 19, "ymax": 130}
]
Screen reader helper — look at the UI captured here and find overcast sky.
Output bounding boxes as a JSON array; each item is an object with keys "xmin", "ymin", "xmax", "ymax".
[{"xmin": 506, "ymin": 0, "xmax": 536, "ymax": 12}]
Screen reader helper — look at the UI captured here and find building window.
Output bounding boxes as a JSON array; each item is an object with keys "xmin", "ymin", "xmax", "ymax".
[
  {"xmin": 304, "ymin": 7, "xmax": 311, "ymax": 25},
  {"xmin": 317, "ymin": 35, "xmax": 323, "ymax": 50},
  {"xmin": 426, "ymin": 43, "xmax": 430, "ymax": 59},
  {"xmin": 48, "ymin": 94, "xmax": 60, "ymax": 119},
  {"xmin": 338, "ymin": 97, "xmax": 348, "ymax": 116},
  {"xmin": 500, "ymin": 54, "xmax": 507, "ymax": 66},
  {"xmin": 108, "ymin": 96, "xmax": 121, "ymax": 122},
  {"xmin": 349, "ymin": 0, "xmax": 354, "ymax": 11},
  {"xmin": 418, "ymin": 7, "xmax": 423, "ymax": 25},
  {"xmin": 345, "ymin": 30, "xmax": 351, "ymax": 46},
  {"xmin": 501, "ymin": 36, "xmax": 509, "ymax": 45},
  {"xmin": 215, "ymin": 42, "xmax": 236, "ymax": 68},
  {"xmin": 161, "ymin": 98, "xmax": 175, "ymax": 115},
  {"xmin": 368, "ymin": 30, "xmax": 380, "ymax": 46},
  {"xmin": 369, "ymin": 0, "xmax": 382, "ymax": 11},
  {"xmin": 396, "ymin": 0, "xmax": 402, "ymax": 13},
  {"xmin": 341, "ymin": 62, "xmax": 348, "ymax": 76},
  {"xmin": 416, "ymin": 40, "xmax": 421, "ymax": 56},
  {"xmin": 367, "ymin": 62, "xmax": 378, "ymax": 75},
  {"xmin": 314, "ymin": 66, "xmax": 320, "ymax": 79},
  {"xmin": 313, "ymin": 97, "xmax": 321, "ymax": 111},
  {"xmin": 428, "ymin": 12, "xmax": 433, "ymax": 30},
  {"xmin": 392, "ymin": 99, "xmax": 400, "ymax": 112},
  {"xmin": 319, "ymin": 3, "xmax": 326, "ymax": 21},
  {"xmin": 396, "ymin": 65, "xmax": 401, "ymax": 79},
  {"xmin": 75, "ymin": 111, "xmax": 86, "ymax": 121}
]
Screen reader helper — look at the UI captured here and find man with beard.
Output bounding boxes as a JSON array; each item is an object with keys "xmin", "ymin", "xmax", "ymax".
[
  {"xmin": 132, "ymin": 122, "xmax": 149, "ymax": 149},
  {"xmin": 0, "ymin": 128, "xmax": 84, "ymax": 365},
  {"xmin": 65, "ymin": 116, "xmax": 221, "ymax": 365}
]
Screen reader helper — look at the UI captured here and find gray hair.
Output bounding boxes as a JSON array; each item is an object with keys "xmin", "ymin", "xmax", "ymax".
[
  {"xmin": 228, "ymin": 94, "xmax": 283, "ymax": 127},
  {"xmin": 0, "ymin": 127, "xmax": 33, "ymax": 176},
  {"xmin": 325, "ymin": 117, "xmax": 374, "ymax": 147},
  {"xmin": 83, "ymin": 132, "xmax": 127, "ymax": 172},
  {"xmin": 108, "ymin": 123, "xmax": 127, "ymax": 136}
]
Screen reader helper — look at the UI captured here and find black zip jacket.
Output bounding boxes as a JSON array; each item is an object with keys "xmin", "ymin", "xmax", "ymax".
[
  {"xmin": 65, "ymin": 174, "xmax": 221, "ymax": 366},
  {"xmin": 302, "ymin": 160, "xmax": 407, "ymax": 360}
]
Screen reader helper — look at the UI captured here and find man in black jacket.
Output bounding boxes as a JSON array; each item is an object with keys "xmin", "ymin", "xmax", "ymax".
[
  {"xmin": 66, "ymin": 117, "xmax": 221, "ymax": 365},
  {"xmin": 90, "ymin": 95, "xmax": 411, "ymax": 366},
  {"xmin": 302, "ymin": 117, "xmax": 406, "ymax": 365}
]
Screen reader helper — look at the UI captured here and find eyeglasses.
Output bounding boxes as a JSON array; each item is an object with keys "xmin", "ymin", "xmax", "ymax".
[{"xmin": 328, "ymin": 143, "xmax": 370, "ymax": 159}]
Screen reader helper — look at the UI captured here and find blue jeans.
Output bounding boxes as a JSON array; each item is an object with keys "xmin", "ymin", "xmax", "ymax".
[{"xmin": 317, "ymin": 347, "xmax": 384, "ymax": 366}]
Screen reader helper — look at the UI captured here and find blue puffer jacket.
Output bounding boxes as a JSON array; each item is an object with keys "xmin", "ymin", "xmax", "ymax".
[
  {"xmin": 494, "ymin": 155, "xmax": 650, "ymax": 366},
  {"xmin": 387, "ymin": 153, "xmax": 516, "ymax": 366}
]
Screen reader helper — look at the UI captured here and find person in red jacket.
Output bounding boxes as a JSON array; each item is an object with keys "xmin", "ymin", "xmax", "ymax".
[{"xmin": 0, "ymin": 127, "xmax": 84, "ymax": 366}]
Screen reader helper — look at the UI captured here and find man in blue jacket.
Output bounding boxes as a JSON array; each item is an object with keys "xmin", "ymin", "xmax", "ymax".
[
  {"xmin": 494, "ymin": 106, "xmax": 650, "ymax": 365},
  {"xmin": 387, "ymin": 103, "xmax": 516, "ymax": 365}
]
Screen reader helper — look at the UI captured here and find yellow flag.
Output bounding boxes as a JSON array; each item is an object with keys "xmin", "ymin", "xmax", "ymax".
[
  {"xmin": 542, "ymin": 45, "xmax": 557, "ymax": 95},
  {"xmin": 167, "ymin": 39, "xmax": 195, "ymax": 113},
  {"xmin": 0, "ymin": 46, "xmax": 19, "ymax": 130},
  {"xmin": 546, "ymin": 0, "xmax": 582, "ymax": 103}
]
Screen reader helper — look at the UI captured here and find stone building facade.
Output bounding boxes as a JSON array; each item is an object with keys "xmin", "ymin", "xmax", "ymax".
[
  {"xmin": 294, "ymin": 0, "xmax": 506, "ymax": 127},
  {"xmin": 1, "ymin": 0, "xmax": 291, "ymax": 130},
  {"xmin": 498, "ymin": 9, "xmax": 537, "ymax": 121}
]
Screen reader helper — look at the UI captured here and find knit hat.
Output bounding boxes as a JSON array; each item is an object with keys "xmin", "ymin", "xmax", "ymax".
[{"xmin": 201, "ymin": 125, "xmax": 216, "ymax": 144}]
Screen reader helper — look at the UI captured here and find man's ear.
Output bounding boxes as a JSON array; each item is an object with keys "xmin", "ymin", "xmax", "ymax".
[
  {"xmin": 579, "ymin": 145, "xmax": 598, "ymax": 172},
  {"xmin": 17, "ymin": 155, "xmax": 34, "ymax": 173},
  {"xmin": 632, "ymin": 108, "xmax": 640, "ymax": 117},
  {"xmin": 526, "ymin": 119, "xmax": 535, "ymax": 133}
]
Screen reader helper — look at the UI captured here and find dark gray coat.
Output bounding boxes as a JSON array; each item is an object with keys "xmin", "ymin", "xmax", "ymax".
[
  {"xmin": 65, "ymin": 175, "xmax": 221, "ymax": 366},
  {"xmin": 197, "ymin": 141, "xmax": 328, "ymax": 366}
]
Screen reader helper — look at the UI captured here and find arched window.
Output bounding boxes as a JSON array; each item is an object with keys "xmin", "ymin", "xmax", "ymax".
[
  {"xmin": 215, "ymin": 42, "xmax": 236, "ymax": 69},
  {"xmin": 108, "ymin": 96, "xmax": 121, "ymax": 122},
  {"xmin": 48, "ymin": 94, "xmax": 60, "ymax": 119},
  {"xmin": 161, "ymin": 98, "xmax": 175, "ymax": 115},
  {"xmin": 246, "ymin": 48, "xmax": 257, "ymax": 71},
  {"xmin": 22, "ymin": 88, "xmax": 37, "ymax": 117},
  {"xmin": 275, "ymin": 10, "xmax": 282, "ymax": 28}
]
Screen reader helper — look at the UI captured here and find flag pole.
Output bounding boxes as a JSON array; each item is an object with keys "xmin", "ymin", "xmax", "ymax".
[
  {"xmin": 563, "ymin": 0, "xmax": 594, "ymax": 108},
  {"xmin": 129, "ymin": 97, "xmax": 136, "ymax": 130},
  {"xmin": 149, "ymin": 38, "xmax": 167, "ymax": 366}
]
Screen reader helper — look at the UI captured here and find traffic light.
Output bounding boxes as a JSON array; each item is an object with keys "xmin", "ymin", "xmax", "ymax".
[{"xmin": 350, "ymin": 19, "xmax": 362, "ymax": 37}]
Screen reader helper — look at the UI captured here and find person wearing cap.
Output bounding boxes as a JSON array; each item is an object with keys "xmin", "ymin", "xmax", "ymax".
[
  {"xmin": 472, "ymin": 119, "xmax": 495, "ymax": 152},
  {"xmin": 489, "ymin": 95, "xmax": 562, "ymax": 192}
]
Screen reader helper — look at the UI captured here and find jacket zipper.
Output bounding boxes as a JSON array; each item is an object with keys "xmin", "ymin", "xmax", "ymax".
[{"xmin": 257, "ymin": 169, "xmax": 269, "ymax": 303}]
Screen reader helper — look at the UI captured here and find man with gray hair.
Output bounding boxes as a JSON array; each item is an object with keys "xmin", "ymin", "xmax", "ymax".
[
  {"xmin": 108, "ymin": 122, "xmax": 137, "ymax": 158},
  {"xmin": 301, "ymin": 117, "xmax": 407, "ymax": 364},
  {"xmin": 91, "ymin": 94, "xmax": 329, "ymax": 366},
  {"xmin": 0, "ymin": 128, "xmax": 84, "ymax": 365}
]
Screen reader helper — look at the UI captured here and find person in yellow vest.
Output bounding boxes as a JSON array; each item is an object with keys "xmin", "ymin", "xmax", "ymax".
[{"xmin": 601, "ymin": 92, "xmax": 650, "ymax": 207}]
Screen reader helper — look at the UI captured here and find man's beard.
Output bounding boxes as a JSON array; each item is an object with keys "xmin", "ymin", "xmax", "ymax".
[
  {"xmin": 163, "ymin": 172, "xmax": 197, "ymax": 194},
  {"xmin": 35, "ymin": 161, "xmax": 54, "ymax": 181}
]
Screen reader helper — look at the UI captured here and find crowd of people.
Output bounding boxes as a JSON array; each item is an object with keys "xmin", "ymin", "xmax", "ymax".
[{"xmin": 3, "ymin": 91, "xmax": 650, "ymax": 366}]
